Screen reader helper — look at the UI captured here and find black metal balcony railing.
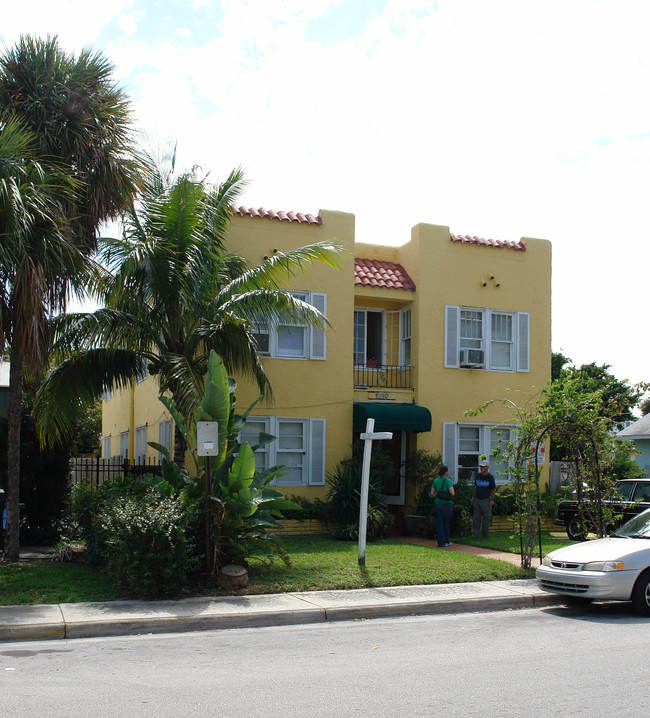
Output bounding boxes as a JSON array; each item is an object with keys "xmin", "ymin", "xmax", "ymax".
[{"xmin": 354, "ymin": 364, "xmax": 413, "ymax": 389}]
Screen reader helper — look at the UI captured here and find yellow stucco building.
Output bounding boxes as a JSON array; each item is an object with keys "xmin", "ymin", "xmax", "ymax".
[{"xmin": 101, "ymin": 207, "xmax": 551, "ymax": 519}]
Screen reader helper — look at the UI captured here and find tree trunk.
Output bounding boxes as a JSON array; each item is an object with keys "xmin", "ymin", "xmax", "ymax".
[
  {"xmin": 173, "ymin": 422, "xmax": 186, "ymax": 469},
  {"xmin": 5, "ymin": 346, "xmax": 24, "ymax": 561}
]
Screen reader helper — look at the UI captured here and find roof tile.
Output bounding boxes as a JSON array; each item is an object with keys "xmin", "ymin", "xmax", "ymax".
[
  {"xmin": 233, "ymin": 206, "xmax": 322, "ymax": 225},
  {"xmin": 450, "ymin": 233, "xmax": 526, "ymax": 251},
  {"xmin": 354, "ymin": 258, "xmax": 416, "ymax": 291}
]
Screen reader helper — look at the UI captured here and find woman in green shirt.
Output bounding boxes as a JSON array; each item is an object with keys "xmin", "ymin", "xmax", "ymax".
[{"xmin": 431, "ymin": 465, "xmax": 455, "ymax": 547}]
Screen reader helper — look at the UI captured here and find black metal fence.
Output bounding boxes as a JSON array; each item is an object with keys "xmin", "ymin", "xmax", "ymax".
[
  {"xmin": 353, "ymin": 364, "xmax": 413, "ymax": 389},
  {"xmin": 69, "ymin": 457, "xmax": 163, "ymax": 489}
]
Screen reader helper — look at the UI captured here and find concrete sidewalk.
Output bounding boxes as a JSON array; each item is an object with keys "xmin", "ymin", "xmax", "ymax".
[
  {"xmin": 0, "ymin": 541, "xmax": 559, "ymax": 642},
  {"xmin": 0, "ymin": 578, "xmax": 561, "ymax": 643}
]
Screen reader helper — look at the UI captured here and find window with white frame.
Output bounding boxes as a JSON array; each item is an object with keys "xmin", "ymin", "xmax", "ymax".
[
  {"xmin": 135, "ymin": 425, "xmax": 147, "ymax": 464},
  {"xmin": 119, "ymin": 430, "xmax": 129, "ymax": 460},
  {"xmin": 354, "ymin": 309, "xmax": 384, "ymax": 366},
  {"xmin": 239, "ymin": 416, "xmax": 326, "ymax": 486},
  {"xmin": 103, "ymin": 435, "xmax": 111, "ymax": 459},
  {"xmin": 443, "ymin": 422, "xmax": 517, "ymax": 485},
  {"xmin": 400, "ymin": 308, "xmax": 412, "ymax": 366},
  {"xmin": 253, "ymin": 291, "xmax": 326, "ymax": 360},
  {"xmin": 445, "ymin": 305, "xmax": 529, "ymax": 372},
  {"xmin": 239, "ymin": 418, "xmax": 271, "ymax": 472},
  {"xmin": 158, "ymin": 420, "xmax": 172, "ymax": 463}
]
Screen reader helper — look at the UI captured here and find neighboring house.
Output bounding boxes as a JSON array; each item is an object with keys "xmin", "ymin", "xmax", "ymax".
[
  {"xmin": 101, "ymin": 208, "xmax": 552, "ymax": 516},
  {"xmin": 617, "ymin": 414, "xmax": 650, "ymax": 477}
]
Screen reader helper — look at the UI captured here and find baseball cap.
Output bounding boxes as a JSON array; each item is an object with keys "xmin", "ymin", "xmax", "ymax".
[{"xmin": 479, "ymin": 460, "xmax": 489, "ymax": 467}]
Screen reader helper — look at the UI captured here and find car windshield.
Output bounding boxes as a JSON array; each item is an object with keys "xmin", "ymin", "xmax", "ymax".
[{"xmin": 611, "ymin": 508, "xmax": 650, "ymax": 539}]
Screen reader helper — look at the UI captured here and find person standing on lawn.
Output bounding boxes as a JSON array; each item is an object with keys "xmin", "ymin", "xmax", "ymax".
[
  {"xmin": 471, "ymin": 459, "xmax": 496, "ymax": 539},
  {"xmin": 431, "ymin": 465, "xmax": 455, "ymax": 548}
]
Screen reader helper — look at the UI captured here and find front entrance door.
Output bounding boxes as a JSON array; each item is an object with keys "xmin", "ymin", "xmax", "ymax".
[{"xmin": 382, "ymin": 430, "xmax": 407, "ymax": 505}]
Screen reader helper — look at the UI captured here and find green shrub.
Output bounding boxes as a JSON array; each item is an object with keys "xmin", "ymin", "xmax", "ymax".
[
  {"xmin": 449, "ymin": 477, "xmax": 473, "ymax": 537},
  {"xmin": 98, "ymin": 488, "xmax": 198, "ymax": 598},
  {"xmin": 408, "ymin": 450, "xmax": 443, "ymax": 519},
  {"xmin": 493, "ymin": 486, "xmax": 517, "ymax": 517},
  {"xmin": 285, "ymin": 495, "xmax": 333, "ymax": 522},
  {"xmin": 69, "ymin": 477, "xmax": 149, "ymax": 566},
  {"xmin": 326, "ymin": 463, "xmax": 394, "ymax": 540}
]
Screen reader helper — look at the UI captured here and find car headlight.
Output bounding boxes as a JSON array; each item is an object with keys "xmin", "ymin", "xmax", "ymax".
[
  {"xmin": 582, "ymin": 560, "xmax": 624, "ymax": 572},
  {"xmin": 542, "ymin": 556, "xmax": 552, "ymax": 566}
]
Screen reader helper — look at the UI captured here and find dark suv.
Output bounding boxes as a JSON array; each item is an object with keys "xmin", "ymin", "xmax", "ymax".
[{"xmin": 556, "ymin": 478, "xmax": 650, "ymax": 540}]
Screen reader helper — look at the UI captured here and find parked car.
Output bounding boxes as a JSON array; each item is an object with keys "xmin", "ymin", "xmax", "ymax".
[
  {"xmin": 537, "ymin": 507, "xmax": 650, "ymax": 615},
  {"xmin": 556, "ymin": 478, "xmax": 650, "ymax": 540}
]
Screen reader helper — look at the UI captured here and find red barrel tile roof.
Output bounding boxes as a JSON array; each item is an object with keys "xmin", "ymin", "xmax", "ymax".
[
  {"xmin": 233, "ymin": 206, "xmax": 322, "ymax": 225},
  {"xmin": 450, "ymin": 233, "xmax": 526, "ymax": 251},
  {"xmin": 354, "ymin": 258, "xmax": 416, "ymax": 290}
]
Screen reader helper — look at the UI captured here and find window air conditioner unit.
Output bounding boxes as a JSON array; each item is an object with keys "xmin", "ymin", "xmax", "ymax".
[{"xmin": 459, "ymin": 349, "xmax": 484, "ymax": 367}]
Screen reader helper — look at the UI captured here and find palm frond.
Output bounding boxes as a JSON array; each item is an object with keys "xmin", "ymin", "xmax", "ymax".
[{"xmin": 34, "ymin": 348, "xmax": 146, "ymax": 445}]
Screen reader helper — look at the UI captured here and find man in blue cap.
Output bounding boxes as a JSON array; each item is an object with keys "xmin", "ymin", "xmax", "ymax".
[{"xmin": 470, "ymin": 459, "xmax": 496, "ymax": 539}]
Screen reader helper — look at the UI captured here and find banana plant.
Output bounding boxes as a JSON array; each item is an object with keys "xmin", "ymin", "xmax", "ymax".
[{"xmin": 148, "ymin": 350, "xmax": 299, "ymax": 568}]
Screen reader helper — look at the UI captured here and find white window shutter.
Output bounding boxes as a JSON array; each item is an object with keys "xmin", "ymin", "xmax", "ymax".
[
  {"xmin": 442, "ymin": 422, "xmax": 458, "ymax": 481},
  {"xmin": 308, "ymin": 418, "xmax": 326, "ymax": 485},
  {"xmin": 445, "ymin": 306, "xmax": 459, "ymax": 368},
  {"xmin": 309, "ymin": 292, "xmax": 327, "ymax": 360},
  {"xmin": 516, "ymin": 312, "xmax": 530, "ymax": 372}
]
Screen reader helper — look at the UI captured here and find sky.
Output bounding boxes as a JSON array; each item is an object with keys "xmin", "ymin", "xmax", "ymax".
[{"xmin": 2, "ymin": 0, "xmax": 649, "ymax": 392}]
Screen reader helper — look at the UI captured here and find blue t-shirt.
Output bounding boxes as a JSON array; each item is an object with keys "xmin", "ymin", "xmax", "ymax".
[{"xmin": 474, "ymin": 471, "xmax": 495, "ymax": 499}]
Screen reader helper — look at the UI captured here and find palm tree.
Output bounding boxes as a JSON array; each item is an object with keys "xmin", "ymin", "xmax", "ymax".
[
  {"xmin": 36, "ymin": 166, "xmax": 343, "ymax": 467},
  {"xmin": 0, "ymin": 36, "xmax": 140, "ymax": 560},
  {"xmin": 0, "ymin": 118, "xmax": 91, "ymax": 560},
  {"xmin": 0, "ymin": 35, "xmax": 140, "ymax": 252}
]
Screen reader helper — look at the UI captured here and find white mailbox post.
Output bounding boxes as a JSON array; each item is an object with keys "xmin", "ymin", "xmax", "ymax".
[
  {"xmin": 358, "ymin": 418, "xmax": 392, "ymax": 566},
  {"xmin": 197, "ymin": 422, "xmax": 219, "ymax": 574}
]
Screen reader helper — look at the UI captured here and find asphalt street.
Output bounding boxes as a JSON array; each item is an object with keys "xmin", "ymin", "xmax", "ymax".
[{"xmin": 2, "ymin": 604, "xmax": 648, "ymax": 718}]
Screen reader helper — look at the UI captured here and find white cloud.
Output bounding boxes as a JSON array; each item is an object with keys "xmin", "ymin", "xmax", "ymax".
[
  {"xmin": 0, "ymin": 0, "xmax": 136, "ymax": 52},
  {"xmin": 2, "ymin": 0, "xmax": 650, "ymax": 384},
  {"xmin": 117, "ymin": 13, "xmax": 139, "ymax": 36}
]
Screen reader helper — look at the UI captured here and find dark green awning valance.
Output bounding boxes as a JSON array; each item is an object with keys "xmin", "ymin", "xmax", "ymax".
[{"xmin": 353, "ymin": 402, "xmax": 432, "ymax": 433}]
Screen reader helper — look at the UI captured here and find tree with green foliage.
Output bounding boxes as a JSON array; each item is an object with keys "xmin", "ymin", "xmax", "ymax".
[
  {"xmin": 551, "ymin": 352, "xmax": 643, "ymax": 425},
  {"xmin": 36, "ymin": 161, "xmax": 342, "ymax": 467},
  {"xmin": 471, "ymin": 372, "xmax": 639, "ymax": 566},
  {"xmin": 150, "ymin": 350, "xmax": 300, "ymax": 572},
  {"xmin": 640, "ymin": 396, "xmax": 650, "ymax": 417},
  {"xmin": 0, "ymin": 35, "xmax": 140, "ymax": 561}
]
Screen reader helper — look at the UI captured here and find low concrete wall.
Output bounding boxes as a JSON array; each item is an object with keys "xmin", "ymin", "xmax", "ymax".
[
  {"xmin": 275, "ymin": 519, "xmax": 330, "ymax": 536},
  {"xmin": 490, "ymin": 516, "xmax": 557, "ymax": 532}
]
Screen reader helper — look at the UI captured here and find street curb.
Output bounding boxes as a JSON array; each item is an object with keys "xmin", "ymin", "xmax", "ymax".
[{"xmin": 0, "ymin": 581, "xmax": 567, "ymax": 642}]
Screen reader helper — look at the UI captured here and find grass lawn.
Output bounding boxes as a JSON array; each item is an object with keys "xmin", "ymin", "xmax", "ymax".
[
  {"xmin": 244, "ymin": 536, "xmax": 532, "ymax": 595},
  {"xmin": 0, "ymin": 562, "xmax": 119, "ymax": 606},
  {"xmin": 458, "ymin": 531, "xmax": 576, "ymax": 554},
  {"xmin": 0, "ymin": 535, "xmax": 534, "ymax": 606}
]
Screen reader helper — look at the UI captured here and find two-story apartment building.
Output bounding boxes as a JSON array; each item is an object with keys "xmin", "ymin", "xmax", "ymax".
[{"xmin": 101, "ymin": 207, "xmax": 551, "ymax": 516}]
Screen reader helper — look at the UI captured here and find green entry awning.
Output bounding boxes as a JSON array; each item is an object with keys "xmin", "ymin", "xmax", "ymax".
[{"xmin": 353, "ymin": 402, "xmax": 432, "ymax": 433}]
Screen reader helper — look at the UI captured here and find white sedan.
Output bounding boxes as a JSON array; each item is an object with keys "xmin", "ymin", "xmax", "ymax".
[{"xmin": 536, "ymin": 507, "xmax": 650, "ymax": 615}]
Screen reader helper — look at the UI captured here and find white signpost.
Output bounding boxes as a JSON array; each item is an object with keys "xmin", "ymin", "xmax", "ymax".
[
  {"xmin": 358, "ymin": 418, "xmax": 392, "ymax": 566},
  {"xmin": 197, "ymin": 422, "xmax": 219, "ymax": 574}
]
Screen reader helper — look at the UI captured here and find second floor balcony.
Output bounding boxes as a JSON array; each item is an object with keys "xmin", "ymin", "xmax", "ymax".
[{"xmin": 353, "ymin": 363, "xmax": 413, "ymax": 389}]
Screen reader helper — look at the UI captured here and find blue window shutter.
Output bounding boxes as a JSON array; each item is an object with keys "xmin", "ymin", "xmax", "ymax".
[
  {"xmin": 445, "ymin": 306, "xmax": 459, "ymax": 368},
  {"xmin": 517, "ymin": 312, "xmax": 530, "ymax": 372},
  {"xmin": 309, "ymin": 292, "xmax": 327, "ymax": 360},
  {"xmin": 308, "ymin": 418, "xmax": 326, "ymax": 485},
  {"xmin": 443, "ymin": 422, "xmax": 458, "ymax": 481}
]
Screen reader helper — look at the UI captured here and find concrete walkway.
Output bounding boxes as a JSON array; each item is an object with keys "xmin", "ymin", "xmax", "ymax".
[
  {"xmin": 0, "ymin": 541, "xmax": 560, "ymax": 643},
  {"xmin": 398, "ymin": 536, "xmax": 543, "ymax": 568}
]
